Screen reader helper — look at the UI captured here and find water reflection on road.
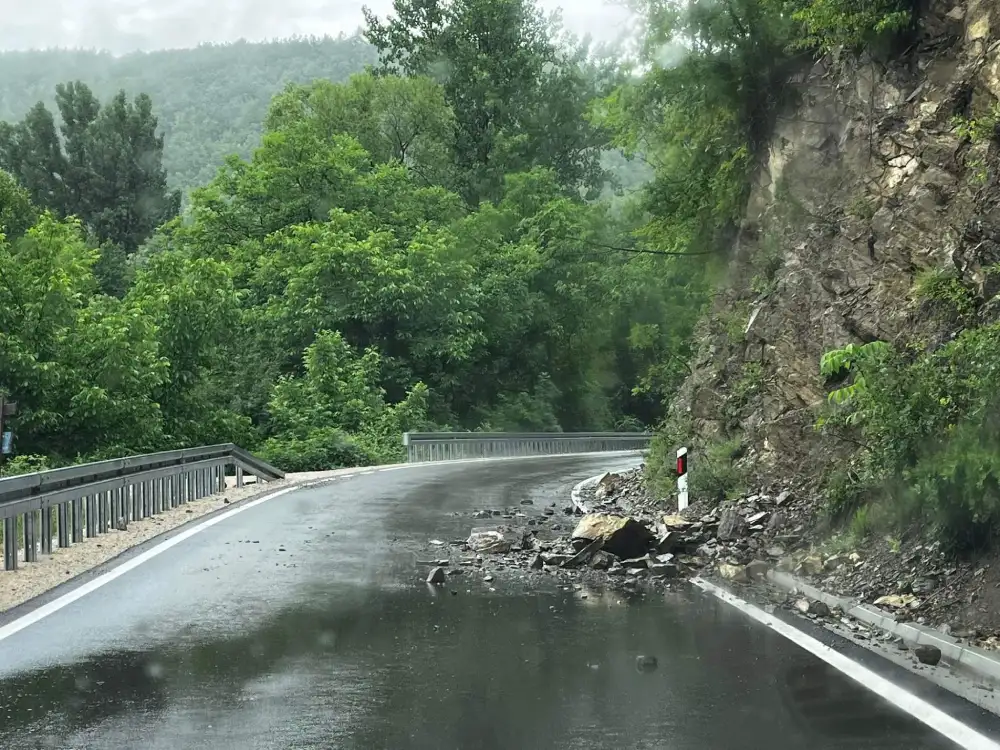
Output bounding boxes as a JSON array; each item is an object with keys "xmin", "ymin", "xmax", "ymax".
[{"xmin": 0, "ymin": 584, "xmax": 956, "ymax": 750}]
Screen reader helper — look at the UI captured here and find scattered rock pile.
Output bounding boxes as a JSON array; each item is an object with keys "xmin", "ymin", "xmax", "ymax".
[
  {"xmin": 423, "ymin": 466, "xmax": 1000, "ymax": 653},
  {"xmin": 777, "ymin": 536, "xmax": 1000, "ymax": 649},
  {"xmin": 421, "ymin": 468, "xmax": 805, "ymax": 595},
  {"xmin": 593, "ymin": 470, "xmax": 1000, "ymax": 650}
]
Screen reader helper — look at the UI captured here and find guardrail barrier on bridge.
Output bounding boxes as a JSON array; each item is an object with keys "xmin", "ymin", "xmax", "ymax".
[
  {"xmin": 0, "ymin": 443, "xmax": 283, "ymax": 572},
  {"xmin": 402, "ymin": 431, "xmax": 651, "ymax": 463}
]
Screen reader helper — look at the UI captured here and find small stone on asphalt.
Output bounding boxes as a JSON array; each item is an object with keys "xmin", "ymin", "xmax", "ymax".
[
  {"xmin": 635, "ymin": 655, "xmax": 658, "ymax": 672},
  {"xmin": 914, "ymin": 645, "xmax": 942, "ymax": 666},
  {"xmin": 426, "ymin": 567, "xmax": 447, "ymax": 584}
]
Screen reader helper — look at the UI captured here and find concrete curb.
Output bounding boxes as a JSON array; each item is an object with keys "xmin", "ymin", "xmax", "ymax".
[
  {"xmin": 570, "ymin": 473, "xmax": 606, "ymax": 514},
  {"xmin": 767, "ymin": 570, "xmax": 1000, "ymax": 685}
]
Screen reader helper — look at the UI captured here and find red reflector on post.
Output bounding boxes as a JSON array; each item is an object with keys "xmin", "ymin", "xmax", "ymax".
[{"xmin": 677, "ymin": 454, "xmax": 687, "ymax": 476}]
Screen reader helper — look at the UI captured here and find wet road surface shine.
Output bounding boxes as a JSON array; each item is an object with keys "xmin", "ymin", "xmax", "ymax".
[{"xmin": 0, "ymin": 457, "xmax": 965, "ymax": 749}]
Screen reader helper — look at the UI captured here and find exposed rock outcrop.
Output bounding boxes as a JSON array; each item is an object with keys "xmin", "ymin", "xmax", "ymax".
[{"xmin": 670, "ymin": 0, "xmax": 1000, "ymax": 486}]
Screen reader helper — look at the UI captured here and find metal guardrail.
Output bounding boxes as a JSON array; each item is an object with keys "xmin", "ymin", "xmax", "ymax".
[
  {"xmin": 402, "ymin": 431, "xmax": 651, "ymax": 463},
  {"xmin": 0, "ymin": 443, "xmax": 283, "ymax": 572}
]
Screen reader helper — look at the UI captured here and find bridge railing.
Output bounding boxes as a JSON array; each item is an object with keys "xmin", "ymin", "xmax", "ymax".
[
  {"xmin": 0, "ymin": 443, "xmax": 283, "ymax": 572},
  {"xmin": 402, "ymin": 431, "xmax": 651, "ymax": 463}
]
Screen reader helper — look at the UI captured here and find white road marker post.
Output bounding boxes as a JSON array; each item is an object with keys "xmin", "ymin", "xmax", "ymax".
[{"xmin": 676, "ymin": 447, "xmax": 689, "ymax": 511}]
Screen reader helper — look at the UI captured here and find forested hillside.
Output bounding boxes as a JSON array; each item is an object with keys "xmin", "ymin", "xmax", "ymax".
[
  {"xmin": 3, "ymin": 0, "xmax": 959, "ymax": 566},
  {"xmin": 0, "ymin": 36, "xmax": 377, "ymax": 191},
  {"xmin": 0, "ymin": 0, "xmax": 693, "ymax": 475}
]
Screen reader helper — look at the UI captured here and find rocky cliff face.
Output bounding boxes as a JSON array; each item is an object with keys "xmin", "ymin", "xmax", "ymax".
[{"xmin": 672, "ymin": 0, "xmax": 1000, "ymax": 488}]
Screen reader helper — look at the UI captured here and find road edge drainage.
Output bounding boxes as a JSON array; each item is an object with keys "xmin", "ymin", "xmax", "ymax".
[
  {"xmin": 569, "ymin": 467, "xmax": 1000, "ymax": 726},
  {"xmin": 764, "ymin": 569, "xmax": 1000, "ymax": 686},
  {"xmin": 692, "ymin": 576, "xmax": 1000, "ymax": 750}
]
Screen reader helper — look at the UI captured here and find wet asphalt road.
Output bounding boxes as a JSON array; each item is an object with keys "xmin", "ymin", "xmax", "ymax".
[{"xmin": 0, "ymin": 455, "xmax": 972, "ymax": 750}]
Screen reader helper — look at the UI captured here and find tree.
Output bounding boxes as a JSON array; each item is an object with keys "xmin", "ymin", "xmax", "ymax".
[
  {"xmin": 364, "ymin": 0, "xmax": 613, "ymax": 203},
  {"xmin": 125, "ymin": 250, "xmax": 251, "ymax": 447},
  {"xmin": 0, "ymin": 214, "xmax": 166, "ymax": 460},
  {"xmin": 0, "ymin": 169, "xmax": 37, "ymax": 239},
  {"xmin": 83, "ymin": 90, "xmax": 181, "ymax": 254},
  {"xmin": 0, "ymin": 82, "xmax": 180, "ymax": 255},
  {"xmin": 0, "ymin": 103, "xmax": 68, "ymax": 215},
  {"xmin": 266, "ymin": 73, "xmax": 457, "ymax": 189}
]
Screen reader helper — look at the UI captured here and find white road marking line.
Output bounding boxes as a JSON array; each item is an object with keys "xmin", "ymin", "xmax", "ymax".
[
  {"xmin": 0, "ymin": 486, "xmax": 295, "ymax": 643},
  {"xmin": 0, "ymin": 452, "xmax": 641, "ymax": 640},
  {"xmin": 692, "ymin": 578, "xmax": 1000, "ymax": 750}
]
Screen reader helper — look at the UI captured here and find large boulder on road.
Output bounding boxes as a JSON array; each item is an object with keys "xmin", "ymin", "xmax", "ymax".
[
  {"xmin": 466, "ymin": 526, "xmax": 531, "ymax": 554},
  {"xmin": 594, "ymin": 472, "xmax": 624, "ymax": 500},
  {"xmin": 571, "ymin": 514, "xmax": 653, "ymax": 560}
]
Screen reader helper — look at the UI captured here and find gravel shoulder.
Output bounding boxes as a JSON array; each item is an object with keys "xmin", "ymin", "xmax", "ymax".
[{"xmin": 0, "ymin": 469, "xmax": 353, "ymax": 614}]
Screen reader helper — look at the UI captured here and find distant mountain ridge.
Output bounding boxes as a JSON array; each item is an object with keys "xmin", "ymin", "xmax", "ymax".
[{"xmin": 0, "ymin": 36, "xmax": 377, "ymax": 191}]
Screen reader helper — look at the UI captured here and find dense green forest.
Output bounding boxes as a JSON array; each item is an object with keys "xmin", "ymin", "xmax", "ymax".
[
  {"xmin": 0, "ymin": 0, "xmax": 919, "ymax": 478},
  {"xmin": 0, "ymin": 36, "xmax": 377, "ymax": 191}
]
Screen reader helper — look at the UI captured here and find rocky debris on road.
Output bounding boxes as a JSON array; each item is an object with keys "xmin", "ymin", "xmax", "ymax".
[
  {"xmin": 419, "ymin": 466, "xmax": 1000, "ymax": 655},
  {"xmin": 417, "ymin": 468, "xmax": 804, "ymax": 596},
  {"xmin": 914, "ymin": 645, "xmax": 943, "ymax": 666},
  {"xmin": 575, "ymin": 468, "xmax": 1000, "ymax": 649},
  {"xmin": 635, "ymin": 655, "xmax": 658, "ymax": 672},
  {"xmin": 427, "ymin": 567, "xmax": 447, "ymax": 584},
  {"xmin": 467, "ymin": 526, "xmax": 532, "ymax": 554},
  {"xmin": 571, "ymin": 514, "xmax": 653, "ymax": 560}
]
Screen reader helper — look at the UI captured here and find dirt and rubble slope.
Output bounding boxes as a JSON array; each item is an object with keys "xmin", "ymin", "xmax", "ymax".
[
  {"xmin": 669, "ymin": 0, "xmax": 1000, "ymax": 482},
  {"xmin": 647, "ymin": 1, "xmax": 1000, "ymax": 647}
]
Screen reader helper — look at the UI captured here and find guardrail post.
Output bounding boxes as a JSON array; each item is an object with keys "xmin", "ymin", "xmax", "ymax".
[
  {"xmin": 58, "ymin": 503, "xmax": 69, "ymax": 547},
  {"xmin": 85, "ymin": 495, "xmax": 97, "ymax": 537},
  {"xmin": 4, "ymin": 517, "xmax": 16, "ymax": 570},
  {"xmin": 24, "ymin": 510, "xmax": 36, "ymax": 562},
  {"xmin": 72, "ymin": 497, "xmax": 84, "ymax": 543},
  {"xmin": 41, "ymin": 507, "xmax": 52, "ymax": 555},
  {"xmin": 96, "ymin": 491, "xmax": 106, "ymax": 533}
]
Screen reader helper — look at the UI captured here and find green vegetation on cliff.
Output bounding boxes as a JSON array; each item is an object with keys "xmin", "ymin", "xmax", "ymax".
[{"xmin": 621, "ymin": 0, "xmax": 1000, "ymax": 555}]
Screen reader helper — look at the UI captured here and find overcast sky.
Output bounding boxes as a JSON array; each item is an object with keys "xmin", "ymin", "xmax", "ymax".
[{"xmin": 0, "ymin": 0, "xmax": 635, "ymax": 53}]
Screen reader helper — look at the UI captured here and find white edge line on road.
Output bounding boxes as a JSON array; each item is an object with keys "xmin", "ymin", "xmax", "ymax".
[
  {"xmin": 0, "ymin": 450, "xmax": 644, "ymax": 642},
  {"xmin": 692, "ymin": 577, "xmax": 1000, "ymax": 750},
  {"xmin": 0, "ymin": 485, "xmax": 296, "ymax": 644},
  {"xmin": 570, "ymin": 473, "xmax": 606, "ymax": 514}
]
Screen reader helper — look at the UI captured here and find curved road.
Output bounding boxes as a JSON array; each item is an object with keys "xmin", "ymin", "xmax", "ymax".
[{"xmin": 0, "ymin": 455, "xmax": 983, "ymax": 749}]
